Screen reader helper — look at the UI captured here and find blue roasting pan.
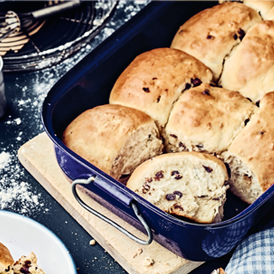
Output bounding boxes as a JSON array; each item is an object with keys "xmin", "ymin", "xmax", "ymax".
[{"xmin": 42, "ymin": 1, "xmax": 274, "ymax": 261}]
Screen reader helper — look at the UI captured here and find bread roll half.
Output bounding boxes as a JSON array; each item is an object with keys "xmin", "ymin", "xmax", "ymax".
[
  {"xmin": 127, "ymin": 152, "xmax": 229, "ymax": 223},
  {"xmin": 62, "ymin": 104, "xmax": 163, "ymax": 180}
]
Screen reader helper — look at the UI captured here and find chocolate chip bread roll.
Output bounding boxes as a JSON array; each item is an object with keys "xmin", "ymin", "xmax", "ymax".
[
  {"xmin": 109, "ymin": 48, "xmax": 213, "ymax": 130},
  {"xmin": 171, "ymin": 2, "xmax": 261, "ymax": 81},
  {"xmin": 164, "ymin": 83, "xmax": 257, "ymax": 156},
  {"xmin": 0, "ymin": 243, "xmax": 14, "ymax": 272},
  {"xmin": 127, "ymin": 152, "xmax": 229, "ymax": 224},
  {"xmin": 223, "ymin": 92, "xmax": 274, "ymax": 204},
  {"xmin": 62, "ymin": 104, "xmax": 163, "ymax": 180},
  {"xmin": 220, "ymin": 20, "xmax": 274, "ymax": 103}
]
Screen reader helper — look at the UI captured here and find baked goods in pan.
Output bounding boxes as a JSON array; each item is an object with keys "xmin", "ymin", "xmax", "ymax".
[
  {"xmin": 219, "ymin": 20, "xmax": 274, "ymax": 103},
  {"xmin": 109, "ymin": 47, "xmax": 213, "ymax": 129},
  {"xmin": 62, "ymin": 104, "xmax": 163, "ymax": 180},
  {"xmin": 223, "ymin": 92, "xmax": 274, "ymax": 204},
  {"xmin": 0, "ymin": 243, "xmax": 14, "ymax": 272},
  {"xmin": 171, "ymin": 2, "xmax": 261, "ymax": 81},
  {"xmin": 164, "ymin": 83, "xmax": 257, "ymax": 155},
  {"xmin": 126, "ymin": 152, "xmax": 229, "ymax": 224}
]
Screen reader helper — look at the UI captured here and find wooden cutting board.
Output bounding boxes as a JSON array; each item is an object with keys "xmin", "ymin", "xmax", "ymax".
[{"xmin": 18, "ymin": 132, "xmax": 204, "ymax": 274}]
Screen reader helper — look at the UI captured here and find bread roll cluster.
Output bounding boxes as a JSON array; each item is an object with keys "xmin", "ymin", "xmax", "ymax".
[{"xmin": 63, "ymin": 1, "xmax": 274, "ymax": 223}]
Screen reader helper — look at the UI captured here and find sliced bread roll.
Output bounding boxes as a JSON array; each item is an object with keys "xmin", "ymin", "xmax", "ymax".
[
  {"xmin": 109, "ymin": 48, "xmax": 213, "ymax": 129},
  {"xmin": 219, "ymin": 20, "xmax": 274, "ymax": 103},
  {"xmin": 223, "ymin": 92, "xmax": 274, "ymax": 204},
  {"xmin": 0, "ymin": 243, "xmax": 14, "ymax": 272},
  {"xmin": 171, "ymin": 2, "xmax": 261, "ymax": 81},
  {"xmin": 164, "ymin": 83, "xmax": 257, "ymax": 155},
  {"xmin": 62, "ymin": 104, "xmax": 163, "ymax": 180},
  {"xmin": 126, "ymin": 152, "xmax": 229, "ymax": 224}
]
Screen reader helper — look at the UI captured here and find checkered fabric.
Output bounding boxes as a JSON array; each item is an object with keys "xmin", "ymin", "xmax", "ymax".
[{"xmin": 225, "ymin": 227, "xmax": 274, "ymax": 274}]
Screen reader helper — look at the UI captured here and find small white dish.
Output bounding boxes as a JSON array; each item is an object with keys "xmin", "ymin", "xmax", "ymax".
[{"xmin": 0, "ymin": 210, "xmax": 77, "ymax": 273}]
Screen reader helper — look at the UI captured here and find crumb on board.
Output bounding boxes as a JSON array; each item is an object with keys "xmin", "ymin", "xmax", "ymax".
[
  {"xmin": 143, "ymin": 256, "xmax": 155, "ymax": 267},
  {"xmin": 132, "ymin": 248, "xmax": 143, "ymax": 258},
  {"xmin": 89, "ymin": 239, "xmax": 96, "ymax": 246}
]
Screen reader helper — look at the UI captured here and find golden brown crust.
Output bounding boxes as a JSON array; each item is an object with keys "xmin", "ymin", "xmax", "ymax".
[
  {"xmin": 164, "ymin": 83, "xmax": 257, "ymax": 154},
  {"xmin": 171, "ymin": 2, "xmax": 261, "ymax": 80},
  {"xmin": 109, "ymin": 48, "xmax": 213, "ymax": 129},
  {"xmin": 0, "ymin": 242, "xmax": 14, "ymax": 272},
  {"xmin": 62, "ymin": 104, "xmax": 163, "ymax": 179},
  {"xmin": 227, "ymin": 92, "xmax": 274, "ymax": 201},
  {"xmin": 220, "ymin": 20, "xmax": 274, "ymax": 102}
]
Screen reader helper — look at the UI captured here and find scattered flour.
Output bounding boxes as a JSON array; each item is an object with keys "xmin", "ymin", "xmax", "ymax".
[{"xmin": 0, "ymin": 1, "xmax": 147, "ymax": 218}]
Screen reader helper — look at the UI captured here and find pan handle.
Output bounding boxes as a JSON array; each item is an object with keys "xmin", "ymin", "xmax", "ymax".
[{"xmin": 71, "ymin": 176, "xmax": 153, "ymax": 245}]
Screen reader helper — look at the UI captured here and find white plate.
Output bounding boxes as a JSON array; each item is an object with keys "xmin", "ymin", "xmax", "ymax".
[{"xmin": 0, "ymin": 210, "xmax": 77, "ymax": 273}]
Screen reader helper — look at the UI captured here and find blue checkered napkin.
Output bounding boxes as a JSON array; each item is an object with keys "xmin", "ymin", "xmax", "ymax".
[{"xmin": 225, "ymin": 227, "xmax": 274, "ymax": 274}]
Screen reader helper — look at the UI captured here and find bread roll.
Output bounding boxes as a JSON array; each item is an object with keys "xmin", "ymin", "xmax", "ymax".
[
  {"xmin": 127, "ymin": 152, "xmax": 229, "ymax": 223},
  {"xmin": 219, "ymin": 0, "xmax": 274, "ymax": 19},
  {"xmin": 223, "ymin": 92, "xmax": 274, "ymax": 204},
  {"xmin": 0, "ymin": 243, "xmax": 13, "ymax": 272},
  {"xmin": 109, "ymin": 48, "xmax": 213, "ymax": 129},
  {"xmin": 219, "ymin": 20, "xmax": 274, "ymax": 103},
  {"xmin": 171, "ymin": 2, "xmax": 261, "ymax": 81},
  {"xmin": 62, "ymin": 104, "xmax": 163, "ymax": 180},
  {"xmin": 164, "ymin": 83, "xmax": 257, "ymax": 155}
]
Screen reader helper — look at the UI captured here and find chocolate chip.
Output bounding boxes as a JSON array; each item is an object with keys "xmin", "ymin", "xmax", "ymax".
[
  {"xmin": 170, "ymin": 134, "xmax": 177, "ymax": 138},
  {"xmin": 259, "ymin": 131, "xmax": 265, "ymax": 135},
  {"xmin": 152, "ymin": 77, "xmax": 157, "ymax": 80},
  {"xmin": 233, "ymin": 34, "xmax": 238, "ymax": 40},
  {"xmin": 238, "ymin": 28, "xmax": 245, "ymax": 40},
  {"xmin": 191, "ymin": 78, "xmax": 202, "ymax": 87},
  {"xmin": 174, "ymin": 174, "xmax": 183, "ymax": 180},
  {"xmin": 202, "ymin": 89, "xmax": 210, "ymax": 95},
  {"xmin": 212, "ymin": 197, "xmax": 220, "ymax": 201},
  {"xmin": 256, "ymin": 100, "xmax": 260, "ymax": 107},
  {"xmin": 166, "ymin": 193, "xmax": 176, "ymax": 201},
  {"xmin": 157, "ymin": 96, "xmax": 161, "ymax": 103},
  {"xmin": 203, "ymin": 165, "xmax": 213, "ymax": 173},
  {"xmin": 19, "ymin": 267, "xmax": 30, "ymax": 274},
  {"xmin": 198, "ymin": 195, "xmax": 209, "ymax": 198},
  {"xmin": 196, "ymin": 143, "xmax": 204, "ymax": 149},
  {"xmin": 246, "ymin": 97, "xmax": 252, "ymax": 102},
  {"xmin": 171, "ymin": 170, "xmax": 180, "ymax": 176},
  {"xmin": 174, "ymin": 204, "xmax": 184, "ymax": 211},
  {"xmin": 154, "ymin": 170, "xmax": 164, "ymax": 181},
  {"xmin": 173, "ymin": 191, "xmax": 183, "ymax": 198},
  {"xmin": 207, "ymin": 34, "xmax": 214, "ymax": 39},
  {"xmin": 244, "ymin": 118, "xmax": 250, "ymax": 126},
  {"xmin": 182, "ymin": 83, "xmax": 191, "ymax": 92},
  {"xmin": 179, "ymin": 142, "xmax": 186, "ymax": 150},
  {"xmin": 143, "ymin": 87, "xmax": 150, "ymax": 93}
]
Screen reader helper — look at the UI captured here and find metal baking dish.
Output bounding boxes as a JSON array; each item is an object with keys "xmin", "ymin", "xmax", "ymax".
[{"xmin": 42, "ymin": 1, "xmax": 274, "ymax": 261}]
